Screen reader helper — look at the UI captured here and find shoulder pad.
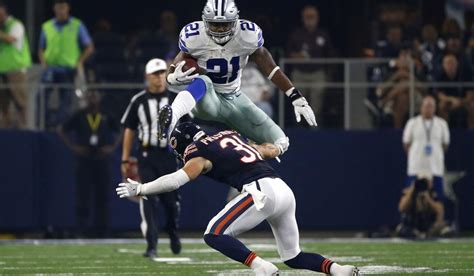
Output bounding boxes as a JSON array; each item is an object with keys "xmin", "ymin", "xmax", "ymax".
[
  {"xmin": 178, "ymin": 21, "xmax": 208, "ymax": 54},
  {"xmin": 236, "ymin": 20, "xmax": 264, "ymax": 51}
]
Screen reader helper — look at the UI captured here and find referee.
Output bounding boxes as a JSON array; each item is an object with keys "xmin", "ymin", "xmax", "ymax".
[{"xmin": 121, "ymin": 58, "xmax": 181, "ymax": 258}]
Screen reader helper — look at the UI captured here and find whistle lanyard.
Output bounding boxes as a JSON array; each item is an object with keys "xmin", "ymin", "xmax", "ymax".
[
  {"xmin": 86, "ymin": 113, "xmax": 101, "ymax": 133},
  {"xmin": 422, "ymin": 119, "xmax": 433, "ymax": 144}
]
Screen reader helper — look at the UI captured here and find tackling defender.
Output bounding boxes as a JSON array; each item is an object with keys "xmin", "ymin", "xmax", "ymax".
[
  {"xmin": 159, "ymin": 0, "xmax": 317, "ymax": 156},
  {"xmin": 117, "ymin": 122, "xmax": 359, "ymax": 276}
]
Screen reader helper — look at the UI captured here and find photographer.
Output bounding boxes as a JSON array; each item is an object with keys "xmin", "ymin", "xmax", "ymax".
[{"xmin": 397, "ymin": 176, "xmax": 448, "ymax": 238}]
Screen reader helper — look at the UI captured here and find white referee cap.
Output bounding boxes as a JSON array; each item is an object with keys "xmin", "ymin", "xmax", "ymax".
[{"xmin": 146, "ymin": 58, "xmax": 167, "ymax": 74}]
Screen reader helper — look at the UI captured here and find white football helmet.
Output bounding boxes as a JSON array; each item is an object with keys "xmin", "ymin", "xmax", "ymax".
[{"xmin": 202, "ymin": 0, "xmax": 239, "ymax": 44}]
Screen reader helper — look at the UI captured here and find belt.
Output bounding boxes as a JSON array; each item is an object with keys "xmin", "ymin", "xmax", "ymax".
[{"xmin": 242, "ymin": 180, "xmax": 267, "ymax": 211}]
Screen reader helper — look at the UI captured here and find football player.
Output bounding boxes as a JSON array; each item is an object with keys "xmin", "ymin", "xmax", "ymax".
[
  {"xmin": 159, "ymin": 0, "xmax": 317, "ymax": 156},
  {"xmin": 117, "ymin": 122, "xmax": 359, "ymax": 276}
]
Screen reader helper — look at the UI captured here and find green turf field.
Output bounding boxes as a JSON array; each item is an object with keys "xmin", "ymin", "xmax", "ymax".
[{"xmin": 1, "ymin": 238, "xmax": 473, "ymax": 275}]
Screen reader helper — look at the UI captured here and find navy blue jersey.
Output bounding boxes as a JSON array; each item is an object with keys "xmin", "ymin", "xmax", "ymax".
[{"xmin": 183, "ymin": 130, "xmax": 279, "ymax": 191}]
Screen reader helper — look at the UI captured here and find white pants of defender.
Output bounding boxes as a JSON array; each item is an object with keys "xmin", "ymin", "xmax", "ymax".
[{"xmin": 205, "ymin": 177, "xmax": 301, "ymax": 261}]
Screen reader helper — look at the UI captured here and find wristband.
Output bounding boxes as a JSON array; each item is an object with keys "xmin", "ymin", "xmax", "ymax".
[
  {"xmin": 267, "ymin": 66, "xmax": 280, "ymax": 80},
  {"xmin": 285, "ymin": 88, "xmax": 303, "ymax": 102},
  {"xmin": 121, "ymin": 160, "xmax": 129, "ymax": 164}
]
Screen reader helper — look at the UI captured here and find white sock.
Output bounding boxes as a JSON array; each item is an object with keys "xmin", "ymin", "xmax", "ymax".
[
  {"xmin": 169, "ymin": 90, "xmax": 196, "ymax": 131},
  {"xmin": 329, "ymin": 262, "xmax": 343, "ymax": 275},
  {"xmin": 250, "ymin": 256, "xmax": 265, "ymax": 269}
]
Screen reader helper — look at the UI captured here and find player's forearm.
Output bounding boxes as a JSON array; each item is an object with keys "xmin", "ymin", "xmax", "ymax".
[
  {"xmin": 271, "ymin": 71, "xmax": 295, "ymax": 93},
  {"xmin": 251, "ymin": 47, "xmax": 294, "ymax": 92},
  {"xmin": 121, "ymin": 128, "xmax": 135, "ymax": 161},
  {"xmin": 139, "ymin": 169, "xmax": 190, "ymax": 195}
]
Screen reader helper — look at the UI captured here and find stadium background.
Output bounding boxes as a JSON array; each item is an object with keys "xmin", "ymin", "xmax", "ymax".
[{"xmin": 1, "ymin": 0, "xmax": 473, "ymax": 237}]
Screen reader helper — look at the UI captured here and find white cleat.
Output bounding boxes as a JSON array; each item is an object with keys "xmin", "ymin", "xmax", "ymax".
[{"xmin": 253, "ymin": 261, "xmax": 279, "ymax": 276}]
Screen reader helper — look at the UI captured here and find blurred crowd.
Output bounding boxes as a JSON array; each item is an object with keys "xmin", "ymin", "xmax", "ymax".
[
  {"xmin": 1, "ymin": 1, "xmax": 474, "ymax": 129},
  {"xmin": 366, "ymin": 4, "xmax": 474, "ymax": 129}
]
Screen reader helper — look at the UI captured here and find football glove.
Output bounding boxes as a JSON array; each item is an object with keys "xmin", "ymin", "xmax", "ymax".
[
  {"xmin": 116, "ymin": 178, "xmax": 142, "ymax": 198},
  {"xmin": 292, "ymin": 97, "xmax": 317, "ymax": 126},
  {"xmin": 166, "ymin": 61, "xmax": 199, "ymax": 85}
]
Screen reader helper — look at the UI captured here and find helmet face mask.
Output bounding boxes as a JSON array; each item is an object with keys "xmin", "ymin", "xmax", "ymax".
[{"xmin": 202, "ymin": 0, "xmax": 239, "ymax": 44}]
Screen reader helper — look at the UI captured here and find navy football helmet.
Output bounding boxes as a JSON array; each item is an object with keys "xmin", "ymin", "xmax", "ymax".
[{"xmin": 169, "ymin": 122, "xmax": 206, "ymax": 160}]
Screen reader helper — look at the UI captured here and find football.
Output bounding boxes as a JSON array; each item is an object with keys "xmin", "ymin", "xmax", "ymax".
[{"xmin": 181, "ymin": 57, "xmax": 205, "ymax": 74}]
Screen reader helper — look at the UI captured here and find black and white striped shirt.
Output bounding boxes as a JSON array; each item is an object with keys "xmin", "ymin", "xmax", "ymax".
[{"xmin": 121, "ymin": 89, "xmax": 175, "ymax": 148}]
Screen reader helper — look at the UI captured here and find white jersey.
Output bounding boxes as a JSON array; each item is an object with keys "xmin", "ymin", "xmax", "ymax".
[
  {"xmin": 402, "ymin": 115, "xmax": 450, "ymax": 176},
  {"xmin": 178, "ymin": 20, "xmax": 264, "ymax": 94}
]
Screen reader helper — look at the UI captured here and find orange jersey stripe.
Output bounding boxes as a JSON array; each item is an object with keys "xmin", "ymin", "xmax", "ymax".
[{"xmin": 213, "ymin": 196, "xmax": 254, "ymax": 235}]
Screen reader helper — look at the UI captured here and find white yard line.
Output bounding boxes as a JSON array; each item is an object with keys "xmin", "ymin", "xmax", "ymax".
[
  {"xmin": 2, "ymin": 237, "xmax": 474, "ymax": 246},
  {"xmin": 151, "ymin": 257, "xmax": 192, "ymax": 262}
]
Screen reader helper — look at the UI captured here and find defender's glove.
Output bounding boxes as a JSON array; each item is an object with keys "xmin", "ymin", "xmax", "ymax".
[
  {"xmin": 116, "ymin": 178, "xmax": 142, "ymax": 198},
  {"xmin": 166, "ymin": 61, "xmax": 199, "ymax": 85},
  {"xmin": 288, "ymin": 88, "xmax": 317, "ymax": 126}
]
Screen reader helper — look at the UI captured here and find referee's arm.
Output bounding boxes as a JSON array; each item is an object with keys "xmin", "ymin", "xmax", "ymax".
[
  {"xmin": 121, "ymin": 128, "xmax": 135, "ymax": 177},
  {"xmin": 120, "ymin": 98, "xmax": 139, "ymax": 178}
]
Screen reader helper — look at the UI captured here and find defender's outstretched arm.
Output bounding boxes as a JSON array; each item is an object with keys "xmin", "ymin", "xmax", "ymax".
[{"xmin": 116, "ymin": 157, "xmax": 211, "ymax": 198}]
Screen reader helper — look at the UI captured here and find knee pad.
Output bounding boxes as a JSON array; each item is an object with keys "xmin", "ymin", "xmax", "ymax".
[{"xmin": 274, "ymin": 136, "xmax": 290, "ymax": 155}]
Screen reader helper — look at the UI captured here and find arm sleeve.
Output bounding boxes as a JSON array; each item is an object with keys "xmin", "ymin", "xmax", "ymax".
[
  {"xmin": 120, "ymin": 101, "xmax": 139, "ymax": 130},
  {"xmin": 9, "ymin": 22, "xmax": 25, "ymax": 51},
  {"xmin": 402, "ymin": 119, "xmax": 413, "ymax": 144},
  {"xmin": 139, "ymin": 169, "xmax": 190, "ymax": 195},
  {"xmin": 78, "ymin": 22, "xmax": 93, "ymax": 48}
]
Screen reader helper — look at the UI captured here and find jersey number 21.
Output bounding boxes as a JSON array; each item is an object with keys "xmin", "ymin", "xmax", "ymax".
[{"xmin": 206, "ymin": 56, "xmax": 240, "ymax": 84}]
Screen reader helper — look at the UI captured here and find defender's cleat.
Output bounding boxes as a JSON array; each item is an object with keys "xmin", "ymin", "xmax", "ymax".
[{"xmin": 158, "ymin": 105, "xmax": 173, "ymax": 139}]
